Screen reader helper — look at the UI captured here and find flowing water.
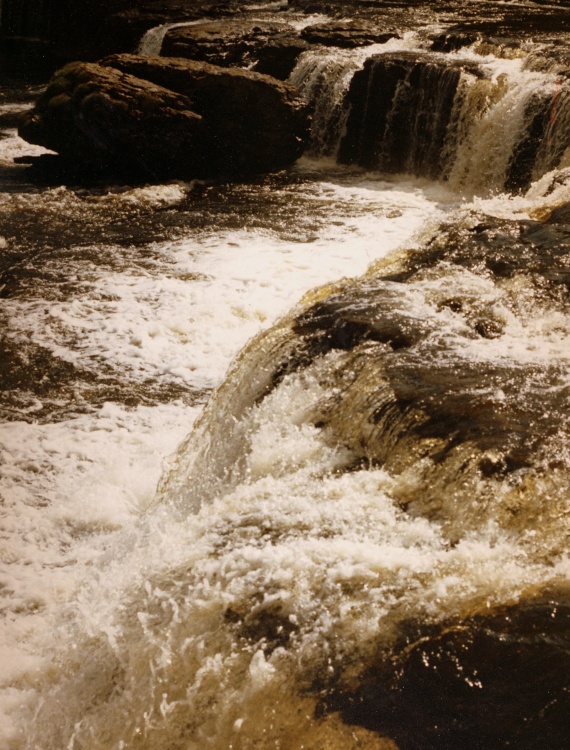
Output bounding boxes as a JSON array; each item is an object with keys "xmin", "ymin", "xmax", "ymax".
[{"xmin": 2, "ymin": 15, "xmax": 570, "ymax": 750}]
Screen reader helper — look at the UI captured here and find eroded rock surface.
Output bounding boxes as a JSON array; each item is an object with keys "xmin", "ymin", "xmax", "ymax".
[{"xmin": 300, "ymin": 20, "xmax": 398, "ymax": 49}]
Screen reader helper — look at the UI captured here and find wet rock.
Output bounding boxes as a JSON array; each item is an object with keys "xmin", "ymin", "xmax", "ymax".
[
  {"xmin": 430, "ymin": 32, "xmax": 481, "ymax": 52},
  {"xmin": 18, "ymin": 62, "xmax": 205, "ymax": 180},
  {"xmin": 159, "ymin": 19, "xmax": 313, "ymax": 80},
  {"xmin": 300, "ymin": 20, "xmax": 398, "ymax": 48},
  {"xmin": 329, "ymin": 587, "xmax": 570, "ymax": 750},
  {"xmin": 169, "ymin": 203, "xmax": 570, "ymax": 538},
  {"xmin": 19, "ymin": 56, "xmax": 309, "ymax": 181},
  {"xmin": 254, "ymin": 34, "xmax": 312, "ymax": 80},
  {"xmin": 102, "ymin": 54, "xmax": 310, "ymax": 175},
  {"xmin": 161, "ymin": 19, "xmax": 293, "ymax": 68}
]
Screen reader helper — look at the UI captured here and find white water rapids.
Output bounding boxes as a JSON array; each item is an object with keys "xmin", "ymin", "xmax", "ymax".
[{"xmin": 1, "ymin": 28, "xmax": 570, "ymax": 750}]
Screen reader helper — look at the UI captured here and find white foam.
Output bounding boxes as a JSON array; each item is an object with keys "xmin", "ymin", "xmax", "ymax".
[
  {"xmin": 0, "ymin": 130, "xmax": 53, "ymax": 166},
  {"xmin": 1, "ymin": 171, "xmax": 448, "ymax": 393},
  {"xmin": 3, "ymin": 76, "xmax": 570, "ymax": 747}
]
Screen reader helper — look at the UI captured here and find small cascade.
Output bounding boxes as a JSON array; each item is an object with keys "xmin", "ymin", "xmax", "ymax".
[
  {"xmin": 288, "ymin": 38, "xmax": 413, "ymax": 159},
  {"xmin": 338, "ymin": 52, "xmax": 464, "ymax": 180},
  {"xmin": 443, "ymin": 60, "xmax": 559, "ymax": 193},
  {"xmin": 288, "ymin": 47, "xmax": 379, "ymax": 158},
  {"xmin": 137, "ymin": 20, "xmax": 205, "ymax": 56},
  {"xmin": 337, "ymin": 51, "xmax": 564, "ymax": 192}
]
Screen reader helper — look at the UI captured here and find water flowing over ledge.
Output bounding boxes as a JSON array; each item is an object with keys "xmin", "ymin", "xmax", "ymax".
[{"xmin": 2, "ymin": 3, "xmax": 570, "ymax": 749}]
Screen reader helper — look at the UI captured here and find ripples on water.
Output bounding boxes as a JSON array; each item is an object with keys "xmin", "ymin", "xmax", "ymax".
[{"xmin": 2, "ymin": 21, "xmax": 570, "ymax": 750}]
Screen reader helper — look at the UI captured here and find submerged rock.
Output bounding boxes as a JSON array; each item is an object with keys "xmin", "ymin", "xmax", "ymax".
[{"xmin": 18, "ymin": 56, "xmax": 310, "ymax": 181}]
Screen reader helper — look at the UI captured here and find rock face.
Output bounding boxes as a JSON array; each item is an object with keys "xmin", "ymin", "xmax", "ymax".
[
  {"xmin": 254, "ymin": 34, "xmax": 312, "ymax": 80},
  {"xmin": 330, "ymin": 588, "xmax": 570, "ymax": 750},
  {"xmin": 300, "ymin": 20, "xmax": 398, "ymax": 48},
  {"xmin": 159, "ymin": 19, "xmax": 398, "ymax": 79},
  {"xmin": 160, "ymin": 20, "xmax": 292, "ymax": 68},
  {"xmin": 18, "ymin": 55, "xmax": 310, "ymax": 181},
  {"xmin": 339, "ymin": 53, "xmax": 467, "ymax": 179}
]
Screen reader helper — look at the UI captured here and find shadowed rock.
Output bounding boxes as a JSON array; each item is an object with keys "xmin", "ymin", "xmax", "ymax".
[
  {"xmin": 18, "ymin": 56, "xmax": 310, "ymax": 181},
  {"xmin": 338, "ymin": 52, "xmax": 478, "ymax": 179},
  {"xmin": 18, "ymin": 62, "xmax": 205, "ymax": 180},
  {"xmin": 300, "ymin": 20, "xmax": 398, "ymax": 48},
  {"xmin": 102, "ymin": 54, "xmax": 310, "ymax": 175},
  {"xmin": 161, "ymin": 19, "xmax": 292, "ymax": 67}
]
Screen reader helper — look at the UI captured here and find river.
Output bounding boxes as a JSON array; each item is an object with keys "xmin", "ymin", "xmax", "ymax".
[{"xmin": 1, "ymin": 7, "xmax": 570, "ymax": 749}]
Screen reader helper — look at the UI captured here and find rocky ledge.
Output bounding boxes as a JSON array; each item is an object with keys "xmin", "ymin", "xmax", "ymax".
[{"xmin": 18, "ymin": 54, "xmax": 310, "ymax": 181}]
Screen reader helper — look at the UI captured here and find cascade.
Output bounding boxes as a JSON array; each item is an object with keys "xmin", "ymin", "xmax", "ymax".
[
  {"xmin": 5, "ymin": 8, "xmax": 570, "ymax": 750},
  {"xmin": 288, "ymin": 45, "xmax": 388, "ymax": 158},
  {"xmin": 338, "ymin": 52, "xmax": 464, "ymax": 180},
  {"xmin": 137, "ymin": 21, "xmax": 206, "ymax": 57},
  {"xmin": 288, "ymin": 35, "xmax": 417, "ymax": 158},
  {"xmin": 442, "ymin": 60, "xmax": 561, "ymax": 193},
  {"xmin": 291, "ymin": 42, "xmax": 567, "ymax": 193}
]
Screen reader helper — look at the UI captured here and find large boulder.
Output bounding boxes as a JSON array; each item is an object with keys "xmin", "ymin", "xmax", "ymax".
[
  {"xmin": 18, "ymin": 55, "xmax": 310, "ymax": 181},
  {"xmin": 102, "ymin": 54, "xmax": 310, "ymax": 174},
  {"xmin": 18, "ymin": 62, "xmax": 205, "ymax": 179}
]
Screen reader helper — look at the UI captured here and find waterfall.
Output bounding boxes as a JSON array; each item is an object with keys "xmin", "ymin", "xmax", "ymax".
[
  {"xmin": 442, "ymin": 59, "xmax": 559, "ymax": 193},
  {"xmin": 291, "ymin": 42, "xmax": 567, "ymax": 193},
  {"xmin": 288, "ymin": 36, "xmax": 417, "ymax": 159},
  {"xmin": 6, "ymin": 9, "xmax": 570, "ymax": 750},
  {"xmin": 338, "ymin": 52, "xmax": 464, "ymax": 180},
  {"xmin": 288, "ymin": 46, "xmax": 382, "ymax": 158}
]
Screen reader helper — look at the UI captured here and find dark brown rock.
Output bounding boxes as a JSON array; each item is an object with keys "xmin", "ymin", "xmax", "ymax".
[
  {"xmin": 18, "ymin": 61, "xmax": 205, "ymax": 180},
  {"xmin": 19, "ymin": 55, "xmax": 310, "ymax": 181},
  {"xmin": 328, "ymin": 587, "xmax": 570, "ymax": 750},
  {"xmin": 254, "ymin": 34, "xmax": 312, "ymax": 80},
  {"xmin": 160, "ymin": 19, "xmax": 292, "ymax": 68},
  {"xmin": 338, "ymin": 53, "xmax": 471, "ymax": 179},
  {"xmin": 102, "ymin": 54, "xmax": 309, "ymax": 176},
  {"xmin": 300, "ymin": 21, "xmax": 398, "ymax": 48}
]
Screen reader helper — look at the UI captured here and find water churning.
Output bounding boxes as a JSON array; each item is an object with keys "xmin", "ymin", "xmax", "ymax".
[{"xmin": 2, "ymin": 8, "xmax": 570, "ymax": 750}]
